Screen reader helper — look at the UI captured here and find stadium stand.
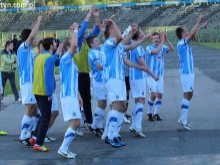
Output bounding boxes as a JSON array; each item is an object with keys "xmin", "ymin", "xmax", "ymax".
[{"xmin": 0, "ymin": 2, "xmax": 219, "ymax": 33}]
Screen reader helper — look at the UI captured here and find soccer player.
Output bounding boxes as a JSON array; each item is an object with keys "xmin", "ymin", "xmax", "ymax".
[
  {"xmin": 17, "ymin": 16, "xmax": 43, "ymax": 147},
  {"xmin": 175, "ymin": 14, "xmax": 206, "ymax": 130},
  {"xmin": 102, "ymin": 19, "xmax": 153, "ymax": 147},
  {"xmin": 87, "ymin": 35, "xmax": 106, "ymax": 137},
  {"xmin": 146, "ymin": 32, "xmax": 174, "ymax": 121},
  {"xmin": 129, "ymin": 27, "xmax": 159, "ymax": 138},
  {"xmin": 58, "ymin": 23, "xmax": 83, "ymax": 159}
]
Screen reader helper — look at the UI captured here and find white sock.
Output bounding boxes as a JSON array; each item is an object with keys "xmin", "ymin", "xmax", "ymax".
[
  {"xmin": 103, "ymin": 109, "xmax": 111, "ymax": 139},
  {"xmin": 115, "ymin": 111, "xmax": 124, "ymax": 138},
  {"xmin": 26, "ymin": 116, "xmax": 36, "ymax": 139},
  {"xmin": 91, "ymin": 107, "xmax": 104, "ymax": 129},
  {"xmin": 180, "ymin": 98, "xmax": 190, "ymax": 125},
  {"xmin": 97, "ymin": 108, "xmax": 105, "ymax": 129},
  {"xmin": 20, "ymin": 115, "xmax": 31, "ymax": 140},
  {"xmin": 135, "ymin": 103, "xmax": 144, "ymax": 132},
  {"xmin": 131, "ymin": 104, "xmax": 136, "ymax": 128},
  {"xmin": 154, "ymin": 99, "xmax": 162, "ymax": 115},
  {"xmin": 107, "ymin": 110, "xmax": 118, "ymax": 140},
  {"xmin": 60, "ymin": 127, "xmax": 76, "ymax": 152},
  {"xmin": 148, "ymin": 98, "xmax": 154, "ymax": 114}
]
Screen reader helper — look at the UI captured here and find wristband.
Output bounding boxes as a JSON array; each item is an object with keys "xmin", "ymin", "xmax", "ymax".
[{"xmin": 74, "ymin": 29, "xmax": 78, "ymax": 33}]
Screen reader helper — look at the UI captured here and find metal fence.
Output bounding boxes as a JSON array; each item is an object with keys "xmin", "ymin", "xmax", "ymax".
[{"xmin": 0, "ymin": 28, "xmax": 219, "ymax": 48}]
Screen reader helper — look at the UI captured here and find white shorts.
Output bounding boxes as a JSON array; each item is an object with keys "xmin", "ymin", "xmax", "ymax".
[
  {"xmin": 180, "ymin": 74, "xmax": 194, "ymax": 92},
  {"xmin": 60, "ymin": 96, "xmax": 81, "ymax": 122},
  {"xmin": 20, "ymin": 83, "xmax": 37, "ymax": 105},
  {"xmin": 51, "ymin": 93, "xmax": 59, "ymax": 111},
  {"xmin": 130, "ymin": 79, "xmax": 146, "ymax": 98},
  {"xmin": 105, "ymin": 79, "xmax": 126, "ymax": 105},
  {"xmin": 147, "ymin": 76, "xmax": 164, "ymax": 93},
  {"xmin": 92, "ymin": 80, "xmax": 107, "ymax": 101}
]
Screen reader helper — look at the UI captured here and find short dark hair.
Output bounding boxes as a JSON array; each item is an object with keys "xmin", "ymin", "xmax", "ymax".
[
  {"xmin": 132, "ymin": 31, "xmax": 140, "ymax": 40},
  {"xmin": 86, "ymin": 35, "xmax": 97, "ymax": 48},
  {"xmin": 176, "ymin": 27, "xmax": 184, "ymax": 40},
  {"xmin": 5, "ymin": 40, "xmax": 13, "ymax": 49},
  {"xmin": 152, "ymin": 32, "xmax": 160, "ymax": 37},
  {"xmin": 21, "ymin": 29, "xmax": 32, "ymax": 42},
  {"xmin": 42, "ymin": 37, "xmax": 54, "ymax": 51}
]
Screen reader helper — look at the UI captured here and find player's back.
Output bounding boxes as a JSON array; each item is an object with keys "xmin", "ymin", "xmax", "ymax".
[
  {"xmin": 177, "ymin": 38, "xmax": 194, "ymax": 74},
  {"xmin": 17, "ymin": 41, "xmax": 34, "ymax": 84}
]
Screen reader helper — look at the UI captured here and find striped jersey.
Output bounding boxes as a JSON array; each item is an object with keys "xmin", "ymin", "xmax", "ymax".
[
  {"xmin": 60, "ymin": 51, "xmax": 78, "ymax": 98},
  {"xmin": 129, "ymin": 45, "xmax": 146, "ymax": 80},
  {"xmin": 88, "ymin": 46, "xmax": 106, "ymax": 83},
  {"xmin": 177, "ymin": 38, "xmax": 194, "ymax": 74},
  {"xmin": 17, "ymin": 41, "xmax": 34, "ymax": 84},
  {"xmin": 146, "ymin": 44, "xmax": 169, "ymax": 77},
  {"xmin": 103, "ymin": 37, "xmax": 126, "ymax": 81}
]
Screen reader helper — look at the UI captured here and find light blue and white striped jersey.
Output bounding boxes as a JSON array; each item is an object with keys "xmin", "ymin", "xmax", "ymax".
[
  {"xmin": 146, "ymin": 44, "xmax": 169, "ymax": 77},
  {"xmin": 129, "ymin": 45, "xmax": 146, "ymax": 80},
  {"xmin": 60, "ymin": 51, "xmax": 78, "ymax": 98},
  {"xmin": 103, "ymin": 37, "xmax": 126, "ymax": 81},
  {"xmin": 17, "ymin": 41, "xmax": 34, "ymax": 84},
  {"xmin": 88, "ymin": 46, "xmax": 106, "ymax": 83},
  {"xmin": 177, "ymin": 38, "xmax": 194, "ymax": 74}
]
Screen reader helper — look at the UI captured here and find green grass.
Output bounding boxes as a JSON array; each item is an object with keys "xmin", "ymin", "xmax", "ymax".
[
  {"xmin": 3, "ymin": 70, "xmax": 20, "ymax": 96},
  {"xmin": 3, "ymin": 67, "xmax": 60, "ymax": 96},
  {"xmin": 197, "ymin": 42, "xmax": 220, "ymax": 50}
]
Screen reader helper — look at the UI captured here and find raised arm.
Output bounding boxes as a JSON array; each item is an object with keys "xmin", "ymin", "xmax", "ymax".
[
  {"xmin": 78, "ymin": 8, "xmax": 95, "ymax": 41},
  {"xmin": 187, "ymin": 14, "xmax": 204, "ymax": 42},
  {"xmin": 69, "ymin": 23, "xmax": 79, "ymax": 55},
  {"xmin": 194, "ymin": 22, "xmax": 208, "ymax": 41},
  {"xmin": 104, "ymin": 19, "xmax": 122, "ymax": 44},
  {"xmin": 87, "ymin": 9, "xmax": 100, "ymax": 37},
  {"xmin": 27, "ymin": 16, "xmax": 43, "ymax": 45},
  {"xmin": 125, "ymin": 34, "xmax": 151, "ymax": 51}
]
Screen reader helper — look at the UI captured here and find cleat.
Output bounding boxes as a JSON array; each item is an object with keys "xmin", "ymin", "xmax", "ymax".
[
  {"xmin": 34, "ymin": 145, "xmax": 49, "ymax": 152},
  {"xmin": 148, "ymin": 113, "xmax": 154, "ymax": 122},
  {"xmin": 29, "ymin": 138, "xmax": 36, "ymax": 145},
  {"xmin": 153, "ymin": 114, "xmax": 162, "ymax": 121},
  {"xmin": 44, "ymin": 137, "xmax": 51, "ymax": 143},
  {"xmin": 46, "ymin": 136, "xmax": 56, "ymax": 142},
  {"xmin": 178, "ymin": 119, "xmax": 191, "ymax": 131},
  {"xmin": 135, "ymin": 130, "xmax": 146, "ymax": 138},
  {"xmin": 88, "ymin": 126, "xmax": 99, "ymax": 137},
  {"xmin": 18, "ymin": 139, "xmax": 34, "ymax": 148},
  {"xmin": 114, "ymin": 137, "xmax": 125, "ymax": 146},
  {"xmin": 0, "ymin": 130, "xmax": 8, "ymax": 136},
  {"xmin": 107, "ymin": 138, "xmax": 121, "ymax": 148},
  {"xmin": 58, "ymin": 148, "xmax": 77, "ymax": 159},
  {"xmin": 129, "ymin": 127, "xmax": 137, "ymax": 136},
  {"xmin": 96, "ymin": 128, "xmax": 104, "ymax": 136}
]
